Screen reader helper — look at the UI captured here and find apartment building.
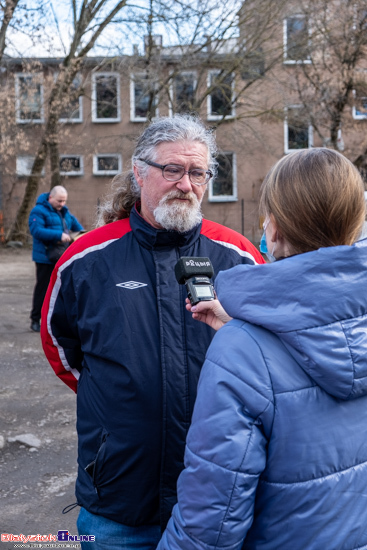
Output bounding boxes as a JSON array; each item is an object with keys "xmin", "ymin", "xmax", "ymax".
[{"xmin": 2, "ymin": 0, "xmax": 367, "ymax": 242}]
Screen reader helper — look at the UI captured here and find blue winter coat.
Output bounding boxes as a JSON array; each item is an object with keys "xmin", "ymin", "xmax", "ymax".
[
  {"xmin": 158, "ymin": 238, "xmax": 367, "ymax": 550},
  {"xmin": 29, "ymin": 192, "xmax": 83, "ymax": 264}
]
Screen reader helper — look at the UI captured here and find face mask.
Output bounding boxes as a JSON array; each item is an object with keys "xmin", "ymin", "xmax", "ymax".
[{"xmin": 260, "ymin": 218, "xmax": 277, "ymax": 262}]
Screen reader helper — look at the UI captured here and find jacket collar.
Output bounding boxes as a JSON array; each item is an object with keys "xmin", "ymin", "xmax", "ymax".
[{"xmin": 130, "ymin": 202, "xmax": 202, "ymax": 250}]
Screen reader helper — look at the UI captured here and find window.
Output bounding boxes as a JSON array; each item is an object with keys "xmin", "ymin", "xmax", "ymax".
[
  {"xmin": 16, "ymin": 156, "xmax": 45, "ymax": 177},
  {"xmin": 353, "ymin": 92, "xmax": 367, "ymax": 119},
  {"xmin": 241, "ymin": 49, "xmax": 265, "ymax": 80},
  {"xmin": 284, "ymin": 106, "xmax": 313, "ymax": 153},
  {"xmin": 93, "ymin": 154, "xmax": 122, "ymax": 176},
  {"xmin": 130, "ymin": 74, "xmax": 158, "ymax": 121},
  {"xmin": 170, "ymin": 72, "xmax": 196, "ymax": 114},
  {"xmin": 283, "ymin": 16, "xmax": 311, "ymax": 63},
  {"xmin": 59, "ymin": 74, "xmax": 83, "ymax": 123},
  {"xmin": 359, "ymin": 167, "xmax": 367, "ymax": 185},
  {"xmin": 207, "ymin": 71, "xmax": 235, "ymax": 121},
  {"xmin": 355, "ymin": 6, "xmax": 367, "ymax": 31},
  {"xmin": 59, "ymin": 155, "xmax": 84, "ymax": 176},
  {"xmin": 92, "ymin": 73, "xmax": 120, "ymax": 122},
  {"xmin": 15, "ymin": 73, "xmax": 44, "ymax": 123},
  {"xmin": 209, "ymin": 152, "xmax": 237, "ymax": 202}
]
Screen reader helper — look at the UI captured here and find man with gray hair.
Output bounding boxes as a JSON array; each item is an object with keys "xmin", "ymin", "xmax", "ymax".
[
  {"xmin": 28, "ymin": 185, "xmax": 83, "ymax": 332},
  {"xmin": 41, "ymin": 115, "xmax": 264, "ymax": 549}
]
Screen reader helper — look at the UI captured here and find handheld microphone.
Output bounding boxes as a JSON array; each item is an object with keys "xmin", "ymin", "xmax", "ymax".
[{"xmin": 174, "ymin": 257, "xmax": 215, "ymax": 306}]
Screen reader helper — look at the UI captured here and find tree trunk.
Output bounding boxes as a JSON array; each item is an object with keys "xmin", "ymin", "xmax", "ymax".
[
  {"xmin": 0, "ymin": 1, "xmax": 20, "ymax": 61},
  {"xmin": 7, "ymin": 62, "xmax": 81, "ymax": 242},
  {"xmin": 50, "ymin": 141, "xmax": 61, "ymax": 189},
  {"xmin": 0, "ymin": 0, "xmax": 21, "ymax": 242},
  {"xmin": 8, "ymin": 140, "xmax": 47, "ymax": 241}
]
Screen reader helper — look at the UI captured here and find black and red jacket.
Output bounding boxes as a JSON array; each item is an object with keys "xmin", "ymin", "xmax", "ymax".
[{"xmin": 41, "ymin": 205, "xmax": 264, "ymax": 529}]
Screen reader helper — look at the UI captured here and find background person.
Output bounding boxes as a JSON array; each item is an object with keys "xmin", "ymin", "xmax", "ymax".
[
  {"xmin": 29, "ymin": 185, "xmax": 83, "ymax": 332},
  {"xmin": 40, "ymin": 114, "xmax": 265, "ymax": 550},
  {"xmin": 157, "ymin": 147, "xmax": 367, "ymax": 550}
]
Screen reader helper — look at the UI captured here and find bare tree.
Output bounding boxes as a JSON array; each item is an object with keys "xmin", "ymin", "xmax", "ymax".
[
  {"xmin": 0, "ymin": 0, "xmax": 41, "ymax": 243},
  {"xmin": 279, "ymin": 0, "xmax": 367, "ymax": 159},
  {"xmin": 8, "ymin": 0, "xmax": 130, "ymax": 242},
  {"xmin": 0, "ymin": 0, "xmax": 20, "ymax": 60},
  {"xmin": 126, "ymin": 0, "xmax": 288, "ymax": 125},
  {"xmin": 107, "ymin": 0, "xmax": 290, "ymax": 236},
  {"xmin": 4, "ymin": 0, "xmax": 306, "ymax": 241}
]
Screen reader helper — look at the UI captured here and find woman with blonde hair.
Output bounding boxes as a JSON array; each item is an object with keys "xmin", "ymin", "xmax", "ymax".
[{"xmin": 157, "ymin": 148, "xmax": 367, "ymax": 550}]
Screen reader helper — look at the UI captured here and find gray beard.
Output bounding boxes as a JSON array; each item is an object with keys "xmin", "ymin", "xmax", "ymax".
[{"xmin": 153, "ymin": 191, "xmax": 203, "ymax": 233}]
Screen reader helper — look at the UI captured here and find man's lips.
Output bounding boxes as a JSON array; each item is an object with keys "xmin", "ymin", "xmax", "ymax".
[
  {"xmin": 161, "ymin": 192, "xmax": 196, "ymax": 206},
  {"xmin": 168, "ymin": 197, "xmax": 191, "ymax": 202}
]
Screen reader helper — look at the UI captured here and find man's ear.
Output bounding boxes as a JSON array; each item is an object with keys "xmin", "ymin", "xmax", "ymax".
[{"xmin": 133, "ymin": 164, "xmax": 144, "ymax": 189}]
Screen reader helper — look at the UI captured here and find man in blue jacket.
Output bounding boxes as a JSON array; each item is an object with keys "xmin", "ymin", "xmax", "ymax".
[
  {"xmin": 29, "ymin": 185, "xmax": 83, "ymax": 332},
  {"xmin": 41, "ymin": 115, "xmax": 264, "ymax": 550}
]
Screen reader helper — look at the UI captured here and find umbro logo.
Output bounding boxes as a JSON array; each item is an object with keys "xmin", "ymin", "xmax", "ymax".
[{"xmin": 116, "ymin": 281, "xmax": 148, "ymax": 290}]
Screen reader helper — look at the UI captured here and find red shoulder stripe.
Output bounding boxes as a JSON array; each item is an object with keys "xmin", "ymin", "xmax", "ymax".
[
  {"xmin": 200, "ymin": 219, "xmax": 265, "ymax": 264},
  {"xmin": 55, "ymin": 218, "xmax": 132, "ymax": 266}
]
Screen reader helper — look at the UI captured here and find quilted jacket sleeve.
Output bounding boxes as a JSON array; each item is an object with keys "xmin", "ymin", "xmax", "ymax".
[
  {"xmin": 41, "ymin": 258, "xmax": 83, "ymax": 393},
  {"xmin": 67, "ymin": 212, "xmax": 84, "ymax": 232},
  {"xmin": 158, "ymin": 320, "xmax": 274, "ymax": 550},
  {"xmin": 29, "ymin": 205, "xmax": 63, "ymax": 243}
]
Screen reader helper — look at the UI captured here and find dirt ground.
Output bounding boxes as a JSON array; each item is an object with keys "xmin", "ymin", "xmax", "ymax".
[{"xmin": 0, "ymin": 245, "xmax": 80, "ymax": 547}]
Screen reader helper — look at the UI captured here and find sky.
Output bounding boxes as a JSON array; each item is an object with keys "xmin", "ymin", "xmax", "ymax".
[
  {"xmin": 5, "ymin": 0, "xmax": 241, "ymax": 59},
  {"xmin": 6, "ymin": 0, "xmax": 142, "ymax": 58}
]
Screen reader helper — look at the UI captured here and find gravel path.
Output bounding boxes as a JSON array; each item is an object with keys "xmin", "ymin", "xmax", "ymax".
[{"xmin": 0, "ymin": 246, "xmax": 80, "ymax": 547}]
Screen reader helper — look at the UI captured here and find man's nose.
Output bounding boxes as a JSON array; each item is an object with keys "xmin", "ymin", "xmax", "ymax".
[{"xmin": 175, "ymin": 172, "xmax": 192, "ymax": 193}]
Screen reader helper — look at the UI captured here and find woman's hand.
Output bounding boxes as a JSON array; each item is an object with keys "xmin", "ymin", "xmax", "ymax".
[{"xmin": 186, "ymin": 298, "xmax": 232, "ymax": 331}]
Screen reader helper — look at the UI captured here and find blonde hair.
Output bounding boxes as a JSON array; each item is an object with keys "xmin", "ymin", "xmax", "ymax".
[{"xmin": 260, "ymin": 148, "xmax": 365, "ymax": 254}]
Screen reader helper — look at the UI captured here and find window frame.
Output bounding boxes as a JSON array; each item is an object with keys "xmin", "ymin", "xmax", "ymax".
[
  {"xmin": 130, "ymin": 73, "xmax": 159, "ymax": 122},
  {"xmin": 208, "ymin": 151, "xmax": 237, "ymax": 202},
  {"xmin": 58, "ymin": 73, "xmax": 83, "ymax": 123},
  {"xmin": 91, "ymin": 72, "xmax": 121, "ymax": 123},
  {"xmin": 15, "ymin": 73, "xmax": 44, "ymax": 124},
  {"xmin": 59, "ymin": 155, "xmax": 84, "ymax": 176},
  {"xmin": 168, "ymin": 71, "xmax": 197, "ymax": 116},
  {"xmin": 16, "ymin": 155, "xmax": 45, "ymax": 177},
  {"xmin": 207, "ymin": 70, "xmax": 235, "ymax": 121},
  {"xmin": 283, "ymin": 15, "xmax": 312, "ymax": 65},
  {"xmin": 93, "ymin": 154, "xmax": 122, "ymax": 176},
  {"xmin": 353, "ymin": 5, "xmax": 367, "ymax": 32},
  {"xmin": 284, "ymin": 106, "xmax": 313, "ymax": 154},
  {"xmin": 352, "ymin": 90, "xmax": 367, "ymax": 119}
]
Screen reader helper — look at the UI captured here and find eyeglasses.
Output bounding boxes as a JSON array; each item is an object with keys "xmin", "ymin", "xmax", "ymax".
[{"xmin": 138, "ymin": 158, "xmax": 213, "ymax": 186}]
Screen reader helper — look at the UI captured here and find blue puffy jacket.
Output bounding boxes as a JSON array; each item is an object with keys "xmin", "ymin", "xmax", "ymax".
[
  {"xmin": 29, "ymin": 192, "xmax": 83, "ymax": 264},
  {"xmin": 41, "ymin": 205, "xmax": 265, "ymax": 528},
  {"xmin": 158, "ymin": 238, "xmax": 367, "ymax": 550}
]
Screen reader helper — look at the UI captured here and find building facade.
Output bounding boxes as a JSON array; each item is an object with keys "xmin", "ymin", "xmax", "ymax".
[{"xmin": 2, "ymin": 0, "xmax": 367, "ymax": 243}]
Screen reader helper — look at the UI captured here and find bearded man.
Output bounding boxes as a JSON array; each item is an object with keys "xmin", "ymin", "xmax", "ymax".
[{"xmin": 41, "ymin": 114, "xmax": 264, "ymax": 550}]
